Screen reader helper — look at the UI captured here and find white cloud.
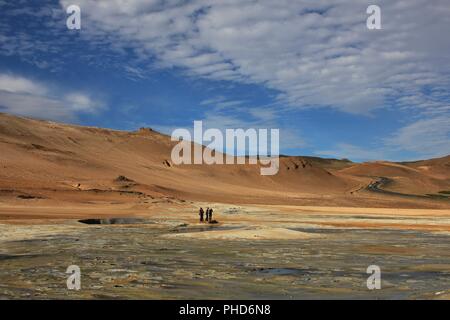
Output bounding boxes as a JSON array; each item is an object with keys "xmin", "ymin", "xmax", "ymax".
[
  {"xmin": 0, "ymin": 90, "xmax": 75, "ymax": 120},
  {"xmin": 385, "ymin": 117, "xmax": 450, "ymax": 158},
  {"xmin": 57, "ymin": 0, "xmax": 450, "ymax": 116},
  {"xmin": 65, "ymin": 92, "xmax": 103, "ymax": 113},
  {"xmin": 0, "ymin": 73, "xmax": 104, "ymax": 120},
  {"xmin": 0, "ymin": 74, "xmax": 47, "ymax": 95},
  {"xmin": 317, "ymin": 117, "xmax": 450, "ymax": 161}
]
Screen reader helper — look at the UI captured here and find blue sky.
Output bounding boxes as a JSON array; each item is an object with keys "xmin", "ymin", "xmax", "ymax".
[{"xmin": 0, "ymin": 0, "xmax": 449, "ymax": 161}]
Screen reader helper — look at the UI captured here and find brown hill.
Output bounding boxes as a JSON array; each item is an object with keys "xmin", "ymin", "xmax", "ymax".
[
  {"xmin": 0, "ymin": 112, "xmax": 449, "ymax": 208},
  {"xmin": 340, "ymin": 159, "xmax": 450, "ymax": 196}
]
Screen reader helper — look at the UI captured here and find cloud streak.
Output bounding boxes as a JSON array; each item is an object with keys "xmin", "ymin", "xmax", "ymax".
[
  {"xmin": 55, "ymin": 0, "xmax": 450, "ymax": 115},
  {"xmin": 0, "ymin": 73, "xmax": 104, "ymax": 121},
  {"xmin": 385, "ymin": 116, "xmax": 450, "ymax": 159},
  {"xmin": 317, "ymin": 116, "xmax": 450, "ymax": 161}
]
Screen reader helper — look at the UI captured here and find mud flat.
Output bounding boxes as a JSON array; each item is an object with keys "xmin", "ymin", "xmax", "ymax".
[{"xmin": 0, "ymin": 204, "xmax": 449, "ymax": 299}]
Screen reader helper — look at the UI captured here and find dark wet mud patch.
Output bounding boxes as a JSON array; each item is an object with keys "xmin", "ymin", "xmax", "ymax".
[
  {"xmin": 249, "ymin": 266, "xmax": 348, "ymax": 277},
  {"xmin": 251, "ymin": 267, "xmax": 313, "ymax": 276},
  {"xmin": 17, "ymin": 194, "xmax": 45, "ymax": 200},
  {"xmin": 0, "ymin": 253, "xmax": 42, "ymax": 261},
  {"xmin": 7, "ymin": 238, "xmax": 60, "ymax": 245},
  {"xmin": 78, "ymin": 218, "xmax": 153, "ymax": 225},
  {"xmin": 382, "ymin": 270, "xmax": 450, "ymax": 281}
]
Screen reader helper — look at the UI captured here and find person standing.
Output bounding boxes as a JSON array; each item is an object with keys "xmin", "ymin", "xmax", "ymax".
[
  {"xmin": 205, "ymin": 207, "xmax": 210, "ymax": 222},
  {"xmin": 209, "ymin": 208, "xmax": 213, "ymax": 222},
  {"xmin": 199, "ymin": 207, "xmax": 204, "ymax": 222}
]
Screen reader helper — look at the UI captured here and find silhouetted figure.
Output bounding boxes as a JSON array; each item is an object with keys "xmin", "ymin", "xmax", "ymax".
[
  {"xmin": 208, "ymin": 208, "xmax": 213, "ymax": 222},
  {"xmin": 199, "ymin": 207, "xmax": 204, "ymax": 222},
  {"xmin": 205, "ymin": 207, "xmax": 210, "ymax": 222}
]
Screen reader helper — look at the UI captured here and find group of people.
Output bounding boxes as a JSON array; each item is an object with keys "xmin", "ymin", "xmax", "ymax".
[{"xmin": 199, "ymin": 207, "xmax": 214, "ymax": 222}]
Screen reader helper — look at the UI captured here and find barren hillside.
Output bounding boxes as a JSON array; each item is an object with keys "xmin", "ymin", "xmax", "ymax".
[{"xmin": 0, "ymin": 112, "xmax": 449, "ymax": 209}]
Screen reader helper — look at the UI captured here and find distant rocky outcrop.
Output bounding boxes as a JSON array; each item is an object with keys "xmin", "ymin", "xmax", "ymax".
[{"xmin": 114, "ymin": 175, "xmax": 135, "ymax": 183}]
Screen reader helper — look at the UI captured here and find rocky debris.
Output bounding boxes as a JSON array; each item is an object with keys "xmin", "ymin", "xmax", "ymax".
[
  {"xmin": 163, "ymin": 159, "xmax": 172, "ymax": 167},
  {"xmin": 136, "ymin": 127, "xmax": 154, "ymax": 135},
  {"xmin": 17, "ymin": 194, "xmax": 44, "ymax": 200},
  {"xmin": 288, "ymin": 159, "xmax": 312, "ymax": 170},
  {"xmin": 223, "ymin": 207, "xmax": 247, "ymax": 215},
  {"xmin": 114, "ymin": 175, "xmax": 135, "ymax": 183}
]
